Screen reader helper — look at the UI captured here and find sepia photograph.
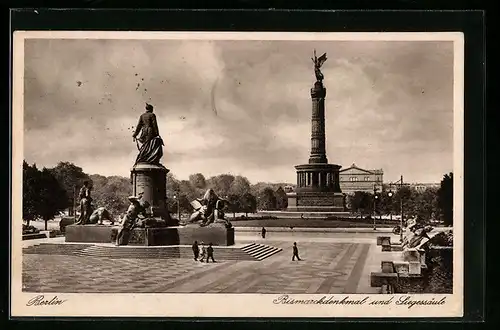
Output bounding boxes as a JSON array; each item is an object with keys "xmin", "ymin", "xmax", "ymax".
[{"xmin": 11, "ymin": 31, "xmax": 464, "ymax": 318}]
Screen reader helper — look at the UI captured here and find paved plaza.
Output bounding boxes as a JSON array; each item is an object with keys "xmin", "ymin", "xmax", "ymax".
[{"xmin": 22, "ymin": 231, "xmax": 395, "ymax": 294}]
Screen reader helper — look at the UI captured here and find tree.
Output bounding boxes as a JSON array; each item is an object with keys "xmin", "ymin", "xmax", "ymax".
[
  {"xmin": 239, "ymin": 193, "xmax": 257, "ymax": 216},
  {"xmin": 38, "ymin": 168, "xmax": 67, "ymax": 230},
  {"xmin": 167, "ymin": 172, "xmax": 180, "ymax": 195},
  {"xmin": 414, "ymin": 187, "xmax": 439, "ymax": 223},
  {"xmin": 91, "ymin": 175, "xmax": 132, "ymax": 218},
  {"xmin": 206, "ymin": 174, "xmax": 235, "ymax": 197},
  {"xmin": 22, "ymin": 161, "xmax": 67, "ymax": 229},
  {"xmin": 250, "ymin": 182, "xmax": 294, "ymax": 197},
  {"xmin": 166, "ymin": 196, "xmax": 179, "ymax": 215},
  {"xmin": 438, "ymin": 173, "xmax": 453, "ymax": 226},
  {"xmin": 377, "ymin": 187, "xmax": 396, "ymax": 215},
  {"xmin": 257, "ymin": 187, "xmax": 277, "ymax": 211},
  {"xmin": 226, "ymin": 194, "xmax": 241, "ymax": 217},
  {"xmin": 350, "ymin": 191, "xmax": 373, "ymax": 216},
  {"xmin": 89, "ymin": 174, "xmax": 108, "ymax": 191},
  {"xmin": 23, "ymin": 161, "xmax": 41, "ymax": 225},
  {"xmin": 177, "ymin": 195, "xmax": 193, "ymax": 215},
  {"xmin": 178, "ymin": 180, "xmax": 198, "ymax": 201},
  {"xmin": 393, "ymin": 186, "xmax": 414, "ymax": 221},
  {"xmin": 49, "ymin": 162, "xmax": 91, "ymax": 215},
  {"xmin": 275, "ymin": 186, "xmax": 288, "ymax": 210},
  {"xmin": 189, "ymin": 173, "xmax": 207, "ymax": 189},
  {"xmin": 228, "ymin": 175, "xmax": 251, "ymax": 196}
]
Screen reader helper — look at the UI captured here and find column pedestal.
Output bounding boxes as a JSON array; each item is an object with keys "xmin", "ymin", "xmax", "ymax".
[
  {"xmin": 130, "ymin": 163, "xmax": 177, "ymax": 226},
  {"xmin": 288, "ymin": 163, "xmax": 346, "ymax": 212}
]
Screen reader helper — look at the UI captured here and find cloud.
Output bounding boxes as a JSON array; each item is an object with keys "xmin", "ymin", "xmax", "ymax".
[{"xmin": 22, "ymin": 39, "xmax": 454, "ymax": 183}]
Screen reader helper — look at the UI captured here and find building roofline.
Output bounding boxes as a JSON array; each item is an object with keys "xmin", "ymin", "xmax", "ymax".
[{"xmin": 339, "ymin": 163, "xmax": 383, "ymax": 175}]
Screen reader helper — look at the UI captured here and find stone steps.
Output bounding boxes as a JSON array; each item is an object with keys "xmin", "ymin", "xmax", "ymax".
[
  {"xmin": 240, "ymin": 243, "xmax": 283, "ymax": 261},
  {"xmin": 75, "ymin": 245, "xmax": 255, "ymax": 261},
  {"xmin": 23, "ymin": 242, "xmax": 283, "ymax": 261},
  {"xmin": 23, "ymin": 243, "xmax": 94, "ymax": 255}
]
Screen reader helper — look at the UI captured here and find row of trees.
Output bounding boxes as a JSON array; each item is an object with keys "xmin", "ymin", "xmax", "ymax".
[
  {"xmin": 22, "ymin": 161, "xmax": 290, "ymax": 227},
  {"xmin": 23, "ymin": 161, "xmax": 133, "ymax": 228},
  {"xmin": 23, "ymin": 161, "xmax": 82, "ymax": 229},
  {"xmin": 347, "ymin": 173, "xmax": 453, "ymax": 226},
  {"xmin": 22, "ymin": 159, "xmax": 453, "ymax": 226},
  {"xmin": 166, "ymin": 172, "xmax": 289, "ymax": 216}
]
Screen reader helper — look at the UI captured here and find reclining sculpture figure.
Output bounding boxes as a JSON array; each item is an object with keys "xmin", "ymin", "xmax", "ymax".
[
  {"xmin": 87, "ymin": 206, "xmax": 115, "ymax": 225},
  {"xmin": 402, "ymin": 224, "xmax": 434, "ymax": 249},
  {"xmin": 187, "ymin": 189, "xmax": 232, "ymax": 228}
]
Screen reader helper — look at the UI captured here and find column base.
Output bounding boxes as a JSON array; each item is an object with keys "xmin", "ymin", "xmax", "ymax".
[{"xmin": 288, "ymin": 191, "xmax": 346, "ymax": 212}]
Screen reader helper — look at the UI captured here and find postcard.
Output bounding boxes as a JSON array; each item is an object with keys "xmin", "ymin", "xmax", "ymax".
[{"xmin": 11, "ymin": 31, "xmax": 463, "ymax": 318}]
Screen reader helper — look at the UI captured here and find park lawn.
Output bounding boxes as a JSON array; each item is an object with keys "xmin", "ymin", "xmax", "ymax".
[{"xmin": 229, "ymin": 218, "xmax": 395, "ymax": 228}]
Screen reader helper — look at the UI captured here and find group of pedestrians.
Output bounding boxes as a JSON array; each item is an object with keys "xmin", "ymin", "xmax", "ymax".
[
  {"xmin": 190, "ymin": 228, "xmax": 302, "ymax": 263},
  {"xmin": 191, "ymin": 241, "xmax": 216, "ymax": 263}
]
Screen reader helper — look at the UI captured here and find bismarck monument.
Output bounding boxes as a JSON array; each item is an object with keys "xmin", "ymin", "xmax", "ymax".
[
  {"xmin": 66, "ymin": 102, "xmax": 234, "ymax": 246},
  {"xmin": 130, "ymin": 102, "xmax": 174, "ymax": 226},
  {"xmin": 286, "ymin": 51, "xmax": 346, "ymax": 212}
]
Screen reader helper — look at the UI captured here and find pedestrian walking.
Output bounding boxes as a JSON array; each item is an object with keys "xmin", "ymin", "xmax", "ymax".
[
  {"xmin": 206, "ymin": 243, "xmax": 216, "ymax": 263},
  {"xmin": 192, "ymin": 241, "xmax": 199, "ymax": 261},
  {"xmin": 261, "ymin": 227, "xmax": 267, "ymax": 239},
  {"xmin": 292, "ymin": 242, "xmax": 301, "ymax": 261},
  {"xmin": 199, "ymin": 242, "xmax": 206, "ymax": 262}
]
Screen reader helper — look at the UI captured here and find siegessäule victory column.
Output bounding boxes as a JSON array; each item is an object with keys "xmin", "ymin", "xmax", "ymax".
[{"xmin": 286, "ymin": 50, "xmax": 347, "ymax": 213}]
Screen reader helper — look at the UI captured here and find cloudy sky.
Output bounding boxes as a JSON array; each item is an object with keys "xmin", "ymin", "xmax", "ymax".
[{"xmin": 23, "ymin": 37, "xmax": 454, "ymax": 184}]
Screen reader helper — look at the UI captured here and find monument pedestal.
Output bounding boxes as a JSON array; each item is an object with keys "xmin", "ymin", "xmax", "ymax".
[
  {"xmin": 131, "ymin": 163, "xmax": 177, "ymax": 226},
  {"xmin": 287, "ymin": 163, "xmax": 346, "ymax": 212},
  {"xmin": 65, "ymin": 224, "xmax": 235, "ymax": 246},
  {"xmin": 65, "ymin": 224, "xmax": 117, "ymax": 243},
  {"xmin": 176, "ymin": 224, "xmax": 235, "ymax": 246}
]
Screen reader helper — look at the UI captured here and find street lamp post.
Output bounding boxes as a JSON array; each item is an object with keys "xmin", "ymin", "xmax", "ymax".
[
  {"xmin": 387, "ymin": 176, "xmax": 405, "ymax": 242},
  {"xmin": 73, "ymin": 185, "xmax": 77, "ymax": 220},
  {"xmin": 399, "ymin": 175, "xmax": 404, "ymax": 242},
  {"xmin": 173, "ymin": 195, "xmax": 180, "ymax": 222},
  {"xmin": 373, "ymin": 185, "xmax": 378, "ymax": 230},
  {"xmin": 388, "ymin": 191, "xmax": 393, "ymax": 222}
]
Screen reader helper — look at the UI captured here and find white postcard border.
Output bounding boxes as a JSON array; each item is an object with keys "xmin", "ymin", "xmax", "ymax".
[{"xmin": 11, "ymin": 31, "xmax": 464, "ymax": 318}]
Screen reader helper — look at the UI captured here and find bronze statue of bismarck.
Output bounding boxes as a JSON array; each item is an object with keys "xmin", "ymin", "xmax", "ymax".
[{"xmin": 132, "ymin": 103, "xmax": 164, "ymax": 165}]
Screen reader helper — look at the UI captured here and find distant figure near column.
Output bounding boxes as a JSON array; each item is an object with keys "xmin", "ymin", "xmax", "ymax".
[
  {"xmin": 292, "ymin": 242, "xmax": 302, "ymax": 261},
  {"xmin": 75, "ymin": 181, "xmax": 92, "ymax": 225}
]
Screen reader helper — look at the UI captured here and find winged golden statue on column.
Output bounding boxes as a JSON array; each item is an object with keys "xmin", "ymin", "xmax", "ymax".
[{"xmin": 311, "ymin": 49, "xmax": 328, "ymax": 83}]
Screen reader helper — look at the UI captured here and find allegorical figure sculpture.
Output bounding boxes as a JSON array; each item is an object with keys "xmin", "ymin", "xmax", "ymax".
[
  {"xmin": 311, "ymin": 49, "xmax": 328, "ymax": 83},
  {"xmin": 87, "ymin": 207, "xmax": 114, "ymax": 225},
  {"xmin": 115, "ymin": 195, "xmax": 151, "ymax": 246},
  {"xmin": 132, "ymin": 103, "xmax": 164, "ymax": 165},
  {"xmin": 75, "ymin": 180, "xmax": 92, "ymax": 225},
  {"xmin": 402, "ymin": 221, "xmax": 435, "ymax": 249},
  {"xmin": 187, "ymin": 189, "xmax": 232, "ymax": 228}
]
